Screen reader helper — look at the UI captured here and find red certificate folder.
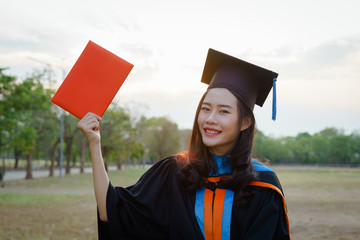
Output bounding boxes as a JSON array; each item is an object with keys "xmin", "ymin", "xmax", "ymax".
[{"xmin": 51, "ymin": 40, "xmax": 134, "ymax": 119}]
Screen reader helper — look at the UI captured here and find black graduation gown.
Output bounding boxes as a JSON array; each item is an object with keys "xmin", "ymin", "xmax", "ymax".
[{"xmin": 97, "ymin": 157, "xmax": 290, "ymax": 240}]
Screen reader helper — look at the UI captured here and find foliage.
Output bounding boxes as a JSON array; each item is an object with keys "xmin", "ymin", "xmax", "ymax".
[
  {"xmin": 1, "ymin": 70, "xmax": 54, "ymax": 154},
  {"xmin": 0, "ymin": 69, "xmax": 56, "ymax": 178},
  {"xmin": 0, "ymin": 68, "xmax": 17, "ymax": 153},
  {"xmin": 2, "ymin": 68, "xmax": 360, "ymax": 174},
  {"xmin": 143, "ymin": 116, "xmax": 181, "ymax": 161},
  {"xmin": 100, "ymin": 105, "xmax": 140, "ymax": 166},
  {"xmin": 253, "ymin": 128, "xmax": 360, "ymax": 165}
]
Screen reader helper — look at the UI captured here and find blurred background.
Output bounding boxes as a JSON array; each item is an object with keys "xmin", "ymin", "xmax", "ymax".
[
  {"xmin": 1, "ymin": 0, "xmax": 360, "ymax": 136},
  {"xmin": 1, "ymin": 0, "xmax": 360, "ymax": 239}
]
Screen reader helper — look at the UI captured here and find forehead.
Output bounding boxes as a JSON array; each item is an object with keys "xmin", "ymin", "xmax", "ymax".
[{"xmin": 203, "ymin": 88, "xmax": 238, "ymax": 106}]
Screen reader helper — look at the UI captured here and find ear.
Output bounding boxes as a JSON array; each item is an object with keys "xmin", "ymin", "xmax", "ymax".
[{"xmin": 240, "ymin": 117, "xmax": 252, "ymax": 131}]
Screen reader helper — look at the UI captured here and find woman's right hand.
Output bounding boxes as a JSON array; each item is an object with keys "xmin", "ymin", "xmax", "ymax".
[{"xmin": 77, "ymin": 112, "xmax": 102, "ymax": 146}]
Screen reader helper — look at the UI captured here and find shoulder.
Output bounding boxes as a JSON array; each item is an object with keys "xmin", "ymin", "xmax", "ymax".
[
  {"xmin": 135, "ymin": 155, "xmax": 192, "ymax": 185},
  {"xmin": 142, "ymin": 156, "xmax": 178, "ymax": 177},
  {"xmin": 153, "ymin": 156, "xmax": 178, "ymax": 168},
  {"xmin": 250, "ymin": 159, "xmax": 283, "ymax": 194},
  {"xmin": 121, "ymin": 156, "xmax": 180, "ymax": 193},
  {"xmin": 251, "ymin": 159, "xmax": 274, "ymax": 173}
]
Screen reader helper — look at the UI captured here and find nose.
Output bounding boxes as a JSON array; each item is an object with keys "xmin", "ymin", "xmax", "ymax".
[{"xmin": 205, "ymin": 111, "xmax": 217, "ymax": 124}]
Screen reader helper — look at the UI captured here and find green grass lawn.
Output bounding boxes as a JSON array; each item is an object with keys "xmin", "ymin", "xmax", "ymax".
[
  {"xmin": 0, "ymin": 167, "xmax": 147, "ymax": 240},
  {"xmin": 1, "ymin": 165, "xmax": 360, "ymax": 239}
]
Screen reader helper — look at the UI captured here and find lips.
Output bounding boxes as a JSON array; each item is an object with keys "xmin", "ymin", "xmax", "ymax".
[{"xmin": 204, "ymin": 127, "xmax": 222, "ymax": 136}]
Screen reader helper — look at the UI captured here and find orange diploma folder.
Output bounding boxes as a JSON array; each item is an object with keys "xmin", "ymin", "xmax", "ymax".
[{"xmin": 51, "ymin": 40, "xmax": 134, "ymax": 119}]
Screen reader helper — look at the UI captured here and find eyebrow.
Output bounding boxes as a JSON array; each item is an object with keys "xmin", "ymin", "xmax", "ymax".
[{"xmin": 202, "ymin": 102, "xmax": 234, "ymax": 109}]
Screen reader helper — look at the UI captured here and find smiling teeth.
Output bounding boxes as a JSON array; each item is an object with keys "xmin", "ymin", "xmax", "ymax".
[{"xmin": 206, "ymin": 130, "xmax": 220, "ymax": 134}]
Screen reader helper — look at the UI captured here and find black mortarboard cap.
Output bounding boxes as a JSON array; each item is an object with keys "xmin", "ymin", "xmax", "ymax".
[{"xmin": 201, "ymin": 48, "xmax": 278, "ymax": 120}]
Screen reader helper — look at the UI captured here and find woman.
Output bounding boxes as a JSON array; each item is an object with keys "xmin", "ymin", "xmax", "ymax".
[{"xmin": 78, "ymin": 48, "xmax": 290, "ymax": 239}]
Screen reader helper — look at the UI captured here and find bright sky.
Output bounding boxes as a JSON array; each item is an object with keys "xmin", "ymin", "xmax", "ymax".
[{"xmin": 1, "ymin": 0, "xmax": 360, "ymax": 137}]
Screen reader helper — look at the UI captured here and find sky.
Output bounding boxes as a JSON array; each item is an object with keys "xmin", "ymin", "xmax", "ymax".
[{"xmin": 1, "ymin": 0, "xmax": 360, "ymax": 137}]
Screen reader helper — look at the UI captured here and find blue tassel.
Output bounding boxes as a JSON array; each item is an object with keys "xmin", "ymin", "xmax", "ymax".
[{"xmin": 272, "ymin": 78, "xmax": 277, "ymax": 121}]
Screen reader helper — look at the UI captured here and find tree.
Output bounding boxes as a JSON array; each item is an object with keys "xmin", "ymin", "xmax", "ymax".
[
  {"xmin": 0, "ymin": 69, "xmax": 17, "ymax": 159},
  {"xmin": 80, "ymin": 136, "xmax": 87, "ymax": 173},
  {"xmin": 0, "ymin": 70, "xmax": 25, "ymax": 168},
  {"xmin": 3, "ymin": 71, "xmax": 54, "ymax": 179},
  {"xmin": 310, "ymin": 133, "xmax": 330, "ymax": 164},
  {"xmin": 291, "ymin": 132, "xmax": 314, "ymax": 164},
  {"xmin": 63, "ymin": 114, "xmax": 79, "ymax": 174},
  {"xmin": 313, "ymin": 128, "xmax": 344, "ymax": 164},
  {"xmin": 144, "ymin": 117, "xmax": 180, "ymax": 161},
  {"xmin": 350, "ymin": 133, "xmax": 360, "ymax": 165},
  {"xmin": 49, "ymin": 137, "xmax": 60, "ymax": 176},
  {"xmin": 100, "ymin": 105, "xmax": 137, "ymax": 170},
  {"xmin": 31, "ymin": 106, "xmax": 62, "ymax": 176},
  {"xmin": 253, "ymin": 130, "xmax": 287, "ymax": 163},
  {"xmin": 179, "ymin": 128, "xmax": 192, "ymax": 151}
]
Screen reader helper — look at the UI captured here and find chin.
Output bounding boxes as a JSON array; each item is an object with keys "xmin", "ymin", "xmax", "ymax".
[{"xmin": 202, "ymin": 139, "xmax": 217, "ymax": 148}]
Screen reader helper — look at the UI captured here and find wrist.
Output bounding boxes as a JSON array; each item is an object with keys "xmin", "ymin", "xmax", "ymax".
[{"xmin": 89, "ymin": 140, "xmax": 101, "ymax": 150}]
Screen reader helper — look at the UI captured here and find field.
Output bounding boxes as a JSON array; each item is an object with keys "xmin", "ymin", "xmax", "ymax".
[
  {"xmin": 274, "ymin": 165, "xmax": 360, "ymax": 240},
  {"xmin": 1, "ymin": 165, "xmax": 360, "ymax": 240}
]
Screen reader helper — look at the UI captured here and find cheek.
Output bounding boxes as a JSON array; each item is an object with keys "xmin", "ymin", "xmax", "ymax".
[
  {"xmin": 197, "ymin": 112, "xmax": 205, "ymax": 126},
  {"xmin": 226, "ymin": 116, "xmax": 239, "ymax": 131}
]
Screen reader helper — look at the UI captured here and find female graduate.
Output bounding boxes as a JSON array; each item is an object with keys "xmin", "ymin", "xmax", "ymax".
[{"xmin": 78, "ymin": 48, "xmax": 291, "ymax": 240}]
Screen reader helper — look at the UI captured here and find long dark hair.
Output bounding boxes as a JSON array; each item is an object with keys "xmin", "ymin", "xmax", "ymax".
[{"xmin": 177, "ymin": 88, "xmax": 257, "ymax": 206}]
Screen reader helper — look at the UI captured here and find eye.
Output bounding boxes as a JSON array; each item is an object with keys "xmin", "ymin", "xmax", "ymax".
[
  {"xmin": 219, "ymin": 109, "xmax": 230, "ymax": 114},
  {"xmin": 201, "ymin": 106, "xmax": 210, "ymax": 112}
]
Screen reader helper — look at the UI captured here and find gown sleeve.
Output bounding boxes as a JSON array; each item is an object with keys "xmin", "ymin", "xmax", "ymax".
[{"xmin": 97, "ymin": 157, "xmax": 178, "ymax": 240}]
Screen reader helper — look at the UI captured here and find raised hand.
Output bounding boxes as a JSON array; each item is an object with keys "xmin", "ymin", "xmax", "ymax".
[{"xmin": 77, "ymin": 112, "xmax": 102, "ymax": 146}]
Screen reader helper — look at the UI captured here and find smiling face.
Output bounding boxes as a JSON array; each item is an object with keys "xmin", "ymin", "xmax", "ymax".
[{"xmin": 197, "ymin": 88, "xmax": 240, "ymax": 156}]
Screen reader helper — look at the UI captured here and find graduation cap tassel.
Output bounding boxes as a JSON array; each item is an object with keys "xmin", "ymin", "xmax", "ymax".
[{"xmin": 272, "ymin": 77, "xmax": 277, "ymax": 121}]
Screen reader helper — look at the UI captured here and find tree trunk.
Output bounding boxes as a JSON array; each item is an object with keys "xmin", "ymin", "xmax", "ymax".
[
  {"xmin": 64, "ymin": 127, "xmax": 78, "ymax": 175},
  {"xmin": 65, "ymin": 136, "xmax": 73, "ymax": 175},
  {"xmin": 117, "ymin": 158, "xmax": 122, "ymax": 170},
  {"xmin": 49, "ymin": 138, "xmax": 60, "ymax": 177},
  {"xmin": 65, "ymin": 144, "xmax": 71, "ymax": 174},
  {"xmin": 101, "ymin": 146, "xmax": 109, "ymax": 172},
  {"xmin": 25, "ymin": 129, "xmax": 44, "ymax": 179},
  {"xmin": 25, "ymin": 148, "xmax": 34, "ymax": 179},
  {"xmin": 14, "ymin": 148, "xmax": 21, "ymax": 169},
  {"xmin": 72, "ymin": 155, "xmax": 76, "ymax": 167},
  {"xmin": 80, "ymin": 138, "xmax": 87, "ymax": 174}
]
